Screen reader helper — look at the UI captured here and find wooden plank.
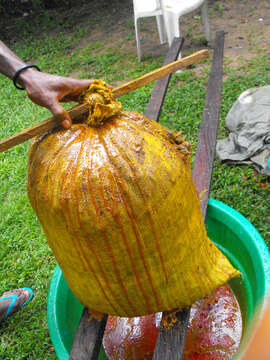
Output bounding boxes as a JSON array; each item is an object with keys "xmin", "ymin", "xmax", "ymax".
[
  {"xmin": 152, "ymin": 31, "xmax": 225, "ymax": 360},
  {"xmin": 192, "ymin": 30, "xmax": 225, "ymax": 218},
  {"xmin": 145, "ymin": 37, "xmax": 184, "ymax": 122},
  {"xmin": 0, "ymin": 49, "xmax": 209, "ymax": 153},
  {"xmin": 68, "ymin": 37, "xmax": 185, "ymax": 360},
  {"xmin": 152, "ymin": 308, "xmax": 190, "ymax": 360},
  {"xmin": 69, "ymin": 309, "xmax": 108, "ymax": 360}
]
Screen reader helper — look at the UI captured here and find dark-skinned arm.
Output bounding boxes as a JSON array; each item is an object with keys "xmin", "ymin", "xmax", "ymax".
[{"xmin": 0, "ymin": 40, "xmax": 93, "ymax": 128}]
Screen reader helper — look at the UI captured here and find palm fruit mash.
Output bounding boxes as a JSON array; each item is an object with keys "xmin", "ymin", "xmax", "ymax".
[
  {"xmin": 27, "ymin": 80, "xmax": 240, "ymax": 317},
  {"xmin": 183, "ymin": 284, "xmax": 242, "ymax": 360},
  {"xmin": 103, "ymin": 284, "xmax": 242, "ymax": 360}
]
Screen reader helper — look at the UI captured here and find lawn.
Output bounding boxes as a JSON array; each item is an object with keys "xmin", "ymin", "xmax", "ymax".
[{"xmin": 0, "ymin": 2, "xmax": 270, "ymax": 359}]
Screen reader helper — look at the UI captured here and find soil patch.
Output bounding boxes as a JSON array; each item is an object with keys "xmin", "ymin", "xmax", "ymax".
[{"xmin": 1, "ymin": 0, "xmax": 270, "ymax": 69}]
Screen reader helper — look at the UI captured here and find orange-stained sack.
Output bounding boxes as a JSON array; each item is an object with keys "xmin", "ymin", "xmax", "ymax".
[{"xmin": 27, "ymin": 81, "xmax": 239, "ymax": 317}]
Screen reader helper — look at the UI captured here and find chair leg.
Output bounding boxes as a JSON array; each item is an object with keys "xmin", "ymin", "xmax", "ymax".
[
  {"xmin": 134, "ymin": 17, "xmax": 142, "ymax": 62},
  {"xmin": 156, "ymin": 15, "xmax": 167, "ymax": 44},
  {"xmin": 163, "ymin": 11, "xmax": 177, "ymax": 47},
  {"xmin": 171, "ymin": 15, "xmax": 182, "ymax": 71},
  {"xmin": 201, "ymin": 0, "xmax": 210, "ymax": 42},
  {"xmin": 171, "ymin": 14, "xmax": 180, "ymax": 47}
]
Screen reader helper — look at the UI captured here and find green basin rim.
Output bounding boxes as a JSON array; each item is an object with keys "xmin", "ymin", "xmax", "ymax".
[
  {"xmin": 47, "ymin": 198, "xmax": 270, "ymax": 360},
  {"xmin": 207, "ymin": 198, "xmax": 270, "ymax": 290}
]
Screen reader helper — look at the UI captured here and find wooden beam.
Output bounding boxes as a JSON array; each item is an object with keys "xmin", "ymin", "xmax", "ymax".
[
  {"xmin": 192, "ymin": 31, "xmax": 225, "ymax": 217},
  {"xmin": 152, "ymin": 308, "xmax": 190, "ymax": 360},
  {"xmin": 152, "ymin": 31, "xmax": 225, "ymax": 360},
  {"xmin": 69, "ymin": 309, "xmax": 108, "ymax": 360},
  {"xmin": 144, "ymin": 37, "xmax": 184, "ymax": 122}
]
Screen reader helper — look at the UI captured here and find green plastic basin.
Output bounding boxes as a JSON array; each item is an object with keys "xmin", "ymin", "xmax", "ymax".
[{"xmin": 47, "ymin": 198, "xmax": 270, "ymax": 360}]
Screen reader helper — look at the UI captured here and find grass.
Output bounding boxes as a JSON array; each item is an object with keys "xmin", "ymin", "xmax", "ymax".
[{"xmin": 0, "ymin": 5, "xmax": 270, "ymax": 360}]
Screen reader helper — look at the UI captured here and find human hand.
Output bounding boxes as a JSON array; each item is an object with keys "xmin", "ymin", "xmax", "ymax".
[{"xmin": 20, "ymin": 69, "xmax": 93, "ymax": 129}]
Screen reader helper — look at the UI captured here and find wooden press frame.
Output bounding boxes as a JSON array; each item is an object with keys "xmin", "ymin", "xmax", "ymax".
[{"xmin": 69, "ymin": 31, "xmax": 225, "ymax": 360}]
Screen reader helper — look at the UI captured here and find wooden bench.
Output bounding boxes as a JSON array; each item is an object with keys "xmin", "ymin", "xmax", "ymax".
[{"xmin": 69, "ymin": 30, "xmax": 225, "ymax": 360}]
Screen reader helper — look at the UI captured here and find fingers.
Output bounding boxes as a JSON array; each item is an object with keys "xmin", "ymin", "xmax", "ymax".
[
  {"xmin": 61, "ymin": 94, "xmax": 82, "ymax": 103},
  {"xmin": 25, "ymin": 74, "xmax": 95, "ymax": 129},
  {"xmin": 55, "ymin": 78, "xmax": 93, "ymax": 103},
  {"xmin": 48, "ymin": 101, "xmax": 72, "ymax": 129},
  {"xmin": 49, "ymin": 79, "xmax": 94, "ymax": 128},
  {"xmin": 73, "ymin": 79, "xmax": 93, "ymax": 88},
  {"xmin": 66, "ymin": 78, "xmax": 93, "ymax": 99}
]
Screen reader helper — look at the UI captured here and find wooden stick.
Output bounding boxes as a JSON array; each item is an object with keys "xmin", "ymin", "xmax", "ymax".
[
  {"xmin": 0, "ymin": 49, "xmax": 209, "ymax": 153},
  {"xmin": 112, "ymin": 49, "xmax": 208, "ymax": 98}
]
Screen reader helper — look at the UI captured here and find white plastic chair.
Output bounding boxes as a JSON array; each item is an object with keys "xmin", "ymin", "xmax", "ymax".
[
  {"xmin": 160, "ymin": 0, "xmax": 210, "ymax": 47},
  {"xmin": 133, "ymin": 0, "xmax": 167, "ymax": 61}
]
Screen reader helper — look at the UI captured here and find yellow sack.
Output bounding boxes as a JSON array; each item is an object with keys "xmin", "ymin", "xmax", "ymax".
[{"xmin": 27, "ymin": 81, "xmax": 239, "ymax": 317}]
